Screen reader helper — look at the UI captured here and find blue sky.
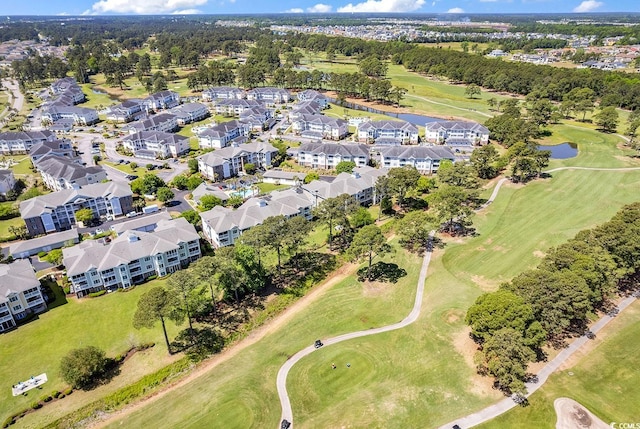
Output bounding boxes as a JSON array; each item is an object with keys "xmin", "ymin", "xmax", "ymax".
[{"xmin": 4, "ymin": 0, "xmax": 639, "ymax": 16}]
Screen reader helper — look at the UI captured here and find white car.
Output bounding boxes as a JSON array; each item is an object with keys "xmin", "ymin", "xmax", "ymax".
[{"xmin": 126, "ymin": 211, "xmax": 140, "ymax": 218}]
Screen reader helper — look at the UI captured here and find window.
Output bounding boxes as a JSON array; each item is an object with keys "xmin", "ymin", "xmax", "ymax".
[{"xmin": 9, "ymin": 296, "xmax": 18, "ymax": 302}]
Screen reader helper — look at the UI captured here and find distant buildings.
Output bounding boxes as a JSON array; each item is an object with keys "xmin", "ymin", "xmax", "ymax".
[
  {"xmin": 379, "ymin": 146, "xmax": 455, "ymax": 174},
  {"xmin": 143, "ymin": 91, "xmax": 180, "ymax": 111},
  {"xmin": 106, "ymin": 100, "xmax": 146, "ymax": 123},
  {"xmin": 213, "ymin": 99, "xmax": 262, "ymax": 117},
  {"xmin": 120, "ymin": 131, "xmax": 190, "ymax": 160},
  {"xmin": 0, "ymin": 170, "xmax": 16, "ymax": 196},
  {"xmin": 292, "ymin": 114, "xmax": 348, "ymax": 140},
  {"xmin": 20, "ymin": 181, "xmax": 133, "ymax": 236},
  {"xmin": 0, "ymin": 130, "xmax": 57, "ymax": 154},
  {"xmin": 202, "ymin": 86, "xmax": 246, "ymax": 102},
  {"xmin": 424, "ymin": 120, "xmax": 490, "ymax": 145},
  {"xmin": 0, "ymin": 260, "xmax": 46, "ymax": 332},
  {"xmin": 63, "ymin": 218, "xmax": 201, "ymax": 297},
  {"xmin": 28, "ymin": 139, "xmax": 75, "ymax": 164},
  {"xmin": 297, "ymin": 90, "xmax": 329, "ymax": 109},
  {"xmin": 196, "ymin": 120, "xmax": 250, "ymax": 149},
  {"xmin": 169, "ymin": 102, "xmax": 209, "ymax": 125},
  {"xmin": 198, "ymin": 141, "xmax": 278, "ymax": 180},
  {"xmin": 297, "ymin": 142, "xmax": 370, "ymax": 169},
  {"xmin": 123, "ymin": 113, "xmax": 178, "ymax": 134},
  {"xmin": 357, "ymin": 120, "xmax": 419, "ymax": 145},
  {"xmin": 41, "ymin": 78, "xmax": 97, "ymax": 130},
  {"xmin": 34, "ymin": 155, "xmax": 107, "ymax": 192},
  {"xmin": 201, "ymin": 188, "xmax": 313, "ymax": 248},
  {"xmin": 246, "ymin": 87, "xmax": 290, "ymax": 105}
]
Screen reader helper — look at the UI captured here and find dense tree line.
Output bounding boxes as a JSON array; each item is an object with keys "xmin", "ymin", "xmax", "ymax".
[{"xmin": 466, "ymin": 202, "xmax": 640, "ymax": 394}]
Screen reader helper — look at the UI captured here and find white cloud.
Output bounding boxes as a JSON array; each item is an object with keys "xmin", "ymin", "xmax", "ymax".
[
  {"xmin": 307, "ymin": 3, "xmax": 333, "ymax": 12},
  {"xmin": 447, "ymin": 7, "xmax": 464, "ymax": 12},
  {"xmin": 338, "ymin": 0, "xmax": 425, "ymax": 13},
  {"xmin": 90, "ymin": 0, "xmax": 208, "ymax": 14},
  {"xmin": 572, "ymin": 0, "xmax": 603, "ymax": 12},
  {"xmin": 285, "ymin": 7, "xmax": 304, "ymax": 12},
  {"xmin": 172, "ymin": 9, "xmax": 202, "ymax": 13}
]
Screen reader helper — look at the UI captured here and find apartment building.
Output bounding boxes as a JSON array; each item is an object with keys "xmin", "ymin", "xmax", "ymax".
[
  {"xmin": 379, "ymin": 146, "xmax": 455, "ymax": 174},
  {"xmin": 35, "ymin": 155, "xmax": 107, "ymax": 192},
  {"xmin": 0, "ymin": 260, "xmax": 46, "ymax": 332},
  {"xmin": 196, "ymin": 120, "xmax": 250, "ymax": 149},
  {"xmin": 63, "ymin": 218, "xmax": 201, "ymax": 297},
  {"xmin": 120, "ymin": 131, "xmax": 190, "ymax": 159},
  {"xmin": 424, "ymin": 120, "xmax": 490, "ymax": 145},
  {"xmin": 198, "ymin": 141, "xmax": 278, "ymax": 180},
  {"xmin": 0, "ymin": 130, "xmax": 57, "ymax": 154},
  {"xmin": 20, "ymin": 181, "xmax": 133, "ymax": 236},
  {"xmin": 297, "ymin": 142, "xmax": 370, "ymax": 169},
  {"xmin": 292, "ymin": 114, "xmax": 348, "ymax": 140},
  {"xmin": 357, "ymin": 120, "xmax": 419, "ymax": 145}
]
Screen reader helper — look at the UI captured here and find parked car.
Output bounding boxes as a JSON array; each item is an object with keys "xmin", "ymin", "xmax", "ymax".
[
  {"xmin": 126, "ymin": 211, "xmax": 140, "ymax": 218},
  {"xmin": 314, "ymin": 340, "xmax": 323, "ymax": 349}
]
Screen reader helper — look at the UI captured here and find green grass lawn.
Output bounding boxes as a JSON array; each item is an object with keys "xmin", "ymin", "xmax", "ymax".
[
  {"xmin": 0, "ymin": 215, "xmax": 24, "ymax": 240},
  {"xmin": 1, "ymin": 155, "xmax": 33, "ymax": 175},
  {"xmin": 477, "ymin": 300, "xmax": 640, "ymax": 429},
  {"xmin": 256, "ymin": 182, "xmax": 289, "ymax": 194},
  {"xmin": 95, "ymin": 123, "xmax": 640, "ymax": 429},
  {"xmin": 0, "ymin": 278, "xmax": 183, "ymax": 427}
]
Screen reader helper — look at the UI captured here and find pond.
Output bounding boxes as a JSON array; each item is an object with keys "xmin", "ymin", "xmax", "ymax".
[
  {"xmin": 327, "ymin": 97, "xmax": 439, "ymax": 126},
  {"xmin": 537, "ymin": 142, "xmax": 578, "ymax": 159}
]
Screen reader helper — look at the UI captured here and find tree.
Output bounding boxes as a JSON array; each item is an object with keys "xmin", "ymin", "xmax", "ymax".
[
  {"xmin": 466, "ymin": 290, "xmax": 545, "ymax": 347},
  {"xmin": 199, "ymin": 195, "xmax": 222, "ymax": 211},
  {"xmin": 470, "ymin": 144, "xmax": 500, "ymax": 179},
  {"xmin": 304, "ymin": 171, "xmax": 319, "ymax": 184},
  {"xmin": 133, "ymin": 286, "xmax": 183, "ymax": 354},
  {"xmin": 396, "ymin": 211, "xmax": 437, "ymax": 254},
  {"xmin": 593, "ymin": 106, "xmax": 619, "ymax": 133},
  {"xmin": 171, "ymin": 174, "xmax": 188, "ymax": 190},
  {"xmin": 565, "ymin": 87, "xmax": 595, "ymax": 121},
  {"xmin": 192, "ymin": 256, "xmax": 220, "ymax": 312},
  {"xmin": 179, "ymin": 210, "xmax": 200, "ymax": 226},
  {"xmin": 244, "ymin": 162, "xmax": 256, "ymax": 175},
  {"xmin": 348, "ymin": 225, "xmax": 390, "ymax": 280},
  {"xmin": 156, "ymin": 187, "xmax": 174, "ymax": 203},
  {"xmin": 527, "ymin": 98, "xmax": 555, "ymax": 127},
  {"xmin": 285, "ymin": 216, "xmax": 312, "ymax": 263},
  {"xmin": 93, "ymin": 154, "xmax": 100, "ymax": 165},
  {"xmin": 131, "ymin": 174, "xmax": 166, "ymax": 195},
  {"xmin": 75, "ymin": 208, "xmax": 94, "ymax": 225},
  {"xmin": 186, "ymin": 175, "xmax": 203, "ymax": 191},
  {"xmin": 335, "ymin": 160, "xmax": 356, "ymax": 174},
  {"xmin": 59, "ymin": 346, "xmax": 108, "ymax": 389},
  {"xmin": 44, "ymin": 249, "xmax": 64, "ymax": 266},
  {"xmin": 258, "ymin": 215, "xmax": 289, "ymax": 274},
  {"xmin": 130, "ymin": 162, "xmax": 138, "ymax": 170},
  {"xmin": 188, "ymin": 158, "xmax": 199, "ymax": 174},
  {"xmin": 314, "ymin": 194, "xmax": 357, "ymax": 245},
  {"xmin": 350, "ymin": 207, "xmax": 374, "ymax": 229},
  {"xmin": 166, "ymin": 270, "xmax": 200, "ymax": 333},
  {"xmin": 465, "ymin": 84, "xmax": 481, "ymax": 99},
  {"xmin": 503, "ymin": 269, "xmax": 592, "ymax": 340},
  {"xmin": 437, "ymin": 160, "xmax": 479, "ymax": 190},
  {"xmin": 387, "ymin": 166, "xmax": 421, "ymax": 209},
  {"xmin": 429, "ymin": 184, "xmax": 476, "ymax": 234},
  {"xmin": 477, "ymin": 328, "xmax": 536, "ymax": 395},
  {"xmin": 359, "ymin": 56, "xmax": 388, "ymax": 78}
]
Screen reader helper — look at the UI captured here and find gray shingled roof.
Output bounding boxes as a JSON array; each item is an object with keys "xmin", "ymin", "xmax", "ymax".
[
  {"xmin": 9, "ymin": 228, "xmax": 79, "ymax": 257},
  {"xmin": 63, "ymin": 217, "xmax": 198, "ymax": 277},
  {"xmin": 198, "ymin": 141, "xmax": 278, "ymax": 167},
  {"xmin": 19, "ymin": 181, "xmax": 132, "ymax": 219},
  {"xmin": 358, "ymin": 120, "xmax": 418, "ymax": 132},
  {"xmin": 379, "ymin": 145, "xmax": 456, "ymax": 159},
  {"xmin": 424, "ymin": 120, "xmax": 489, "ymax": 133},
  {"xmin": 110, "ymin": 211, "xmax": 172, "ymax": 236},
  {"xmin": 0, "ymin": 260, "xmax": 40, "ymax": 303},
  {"xmin": 35, "ymin": 155, "xmax": 105, "ymax": 182},
  {"xmin": 0, "ymin": 130, "xmax": 55, "ymax": 143},
  {"xmin": 298, "ymin": 142, "xmax": 369, "ymax": 157}
]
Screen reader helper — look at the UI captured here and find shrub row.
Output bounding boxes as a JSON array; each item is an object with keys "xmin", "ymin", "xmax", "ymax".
[{"xmin": 88, "ymin": 290, "xmax": 106, "ymax": 298}]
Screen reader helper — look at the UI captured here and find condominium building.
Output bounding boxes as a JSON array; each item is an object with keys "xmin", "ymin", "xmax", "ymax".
[
  {"xmin": 0, "ymin": 130, "xmax": 57, "ymax": 154},
  {"xmin": 200, "ymin": 188, "xmax": 313, "ymax": 248},
  {"xmin": 357, "ymin": 120, "xmax": 419, "ymax": 145},
  {"xmin": 297, "ymin": 142, "xmax": 370, "ymax": 169},
  {"xmin": 246, "ymin": 87, "xmax": 290, "ymax": 105},
  {"xmin": 296, "ymin": 89, "xmax": 329, "ymax": 109},
  {"xmin": 292, "ymin": 114, "xmax": 348, "ymax": 140},
  {"xmin": 0, "ymin": 260, "xmax": 46, "ymax": 332},
  {"xmin": 120, "ymin": 131, "xmax": 190, "ymax": 159},
  {"xmin": 196, "ymin": 120, "xmax": 250, "ymax": 149},
  {"xmin": 143, "ymin": 91, "xmax": 180, "ymax": 111},
  {"xmin": 34, "ymin": 155, "xmax": 107, "ymax": 192},
  {"xmin": 123, "ymin": 113, "xmax": 178, "ymax": 134},
  {"xmin": 198, "ymin": 141, "xmax": 278, "ymax": 180},
  {"xmin": 20, "ymin": 181, "xmax": 133, "ymax": 236},
  {"xmin": 379, "ymin": 146, "xmax": 456, "ymax": 174},
  {"xmin": 0, "ymin": 169, "xmax": 16, "ymax": 195},
  {"xmin": 169, "ymin": 102, "xmax": 210, "ymax": 125},
  {"xmin": 202, "ymin": 86, "xmax": 246, "ymax": 101},
  {"xmin": 63, "ymin": 218, "xmax": 201, "ymax": 297},
  {"xmin": 424, "ymin": 120, "xmax": 490, "ymax": 145}
]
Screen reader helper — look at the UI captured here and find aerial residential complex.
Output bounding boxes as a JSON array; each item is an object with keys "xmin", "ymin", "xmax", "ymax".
[
  {"xmin": 19, "ymin": 181, "xmax": 133, "ymax": 236},
  {"xmin": 357, "ymin": 120, "xmax": 420, "ymax": 145},
  {"xmin": 120, "ymin": 131, "xmax": 190, "ymax": 159},
  {"xmin": 0, "ymin": 260, "xmax": 47, "ymax": 333},
  {"xmin": 197, "ymin": 141, "xmax": 278, "ymax": 180},
  {"xmin": 63, "ymin": 217, "xmax": 201, "ymax": 297},
  {"xmin": 297, "ymin": 142, "xmax": 370, "ymax": 169},
  {"xmin": 0, "ymin": 130, "xmax": 57, "ymax": 154}
]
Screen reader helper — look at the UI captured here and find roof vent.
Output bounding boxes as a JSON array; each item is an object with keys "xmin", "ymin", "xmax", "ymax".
[
  {"xmin": 256, "ymin": 199, "xmax": 267, "ymax": 207},
  {"xmin": 128, "ymin": 234, "xmax": 140, "ymax": 243}
]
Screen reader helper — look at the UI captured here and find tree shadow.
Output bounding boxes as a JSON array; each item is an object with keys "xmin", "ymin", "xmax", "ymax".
[
  {"xmin": 171, "ymin": 327, "xmax": 225, "ymax": 362},
  {"xmin": 357, "ymin": 262, "xmax": 407, "ymax": 283}
]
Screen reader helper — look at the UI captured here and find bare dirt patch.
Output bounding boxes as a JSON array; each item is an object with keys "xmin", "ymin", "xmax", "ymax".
[
  {"xmin": 554, "ymin": 397, "xmax": 609, "ymax": 429},
  {"xmin": 443, "ymin": 309, "xmax": 464, "ymax": 324},
  {"xmin": 470, "ymin": 274, "xmax": 500, "ymax": 292},
  {"xmin": 533, "ymin": 250, "xmax": 547, "ymax": 258},
  {"xmin": 452, "ymin": 328, "xmax": 499, "ymax": 397},
  {"xmin": 362, "ymin": 281, "xmax": 393, "ymax": 298}
]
